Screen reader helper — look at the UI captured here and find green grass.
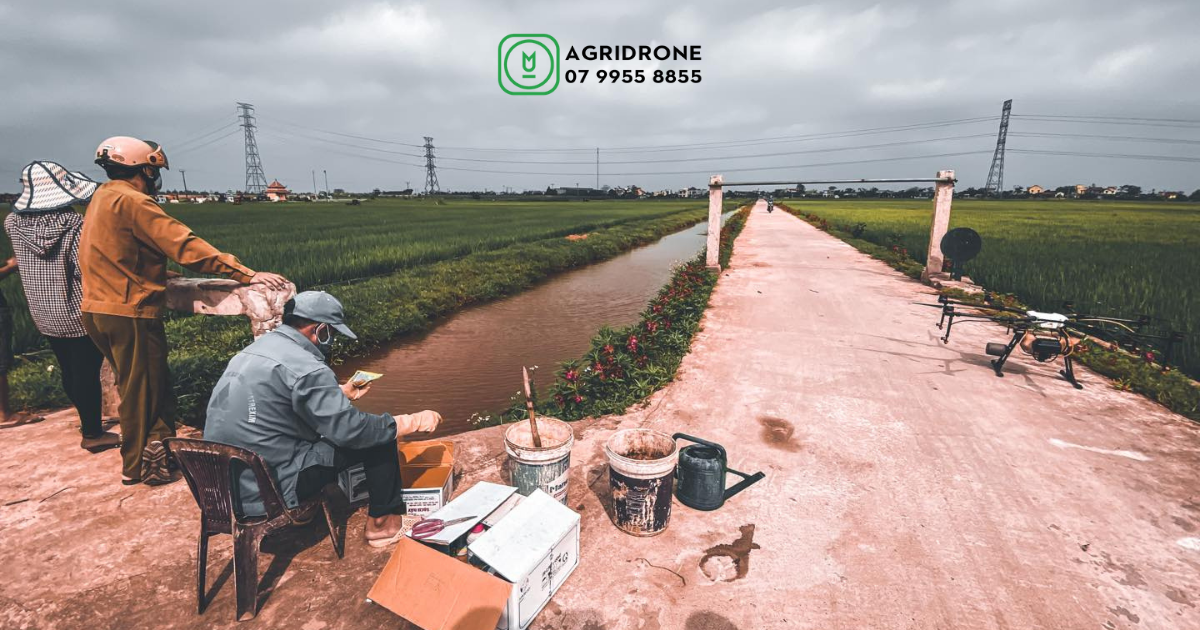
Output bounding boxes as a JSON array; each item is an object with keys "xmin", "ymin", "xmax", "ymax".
[
  {"xmin": 0, "ymin": 197, "xmax": 731, "ymax": 357},
  {"xmin": 780, "ymin": 198, "xmax": 1200, "ymax": 380},
  {"xmin": 2, "ymin": 197, "xmax": 740, "ymax": 418}
]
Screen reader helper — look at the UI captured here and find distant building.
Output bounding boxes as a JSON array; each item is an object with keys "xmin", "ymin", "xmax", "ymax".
[
  {"xmin": 265, "ymin": 180, "xmax": 290, "ymax": 202},
  {"xmin": 1103, "ymin": 186, "xmax": 1118, "ymax": 196},
  {"xmin": 556, "ymin": 186, "xmax": 604, "ymax": 196},
  {"xmin": 1027, "ymin": 184, "xmax": 1045, "ymax": 195}
]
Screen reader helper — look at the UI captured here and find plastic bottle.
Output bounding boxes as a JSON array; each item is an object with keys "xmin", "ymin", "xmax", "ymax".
[{"xmin": 465, "ymin": 524, "xmax": 486, "ymax": 566}]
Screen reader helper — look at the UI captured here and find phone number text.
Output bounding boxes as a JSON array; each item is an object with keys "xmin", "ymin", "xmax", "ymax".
[{"xmin": 564, "ymin": 69, "xmax": 701, "ymax": 84}]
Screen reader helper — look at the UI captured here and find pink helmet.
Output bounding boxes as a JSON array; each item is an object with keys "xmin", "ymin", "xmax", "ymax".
[{"xmin": 94, "ymin": 136, "xmax": 169, "ymax": 170}]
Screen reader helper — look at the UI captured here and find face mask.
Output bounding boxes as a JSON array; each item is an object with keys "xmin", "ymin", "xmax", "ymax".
[
  {"xmin": 315, "ymin": 324, "xmax": 333, "ymax": 362},
  {"xmin": 144, "ymin": 167, "xmax": 163, "ymax": 193}
]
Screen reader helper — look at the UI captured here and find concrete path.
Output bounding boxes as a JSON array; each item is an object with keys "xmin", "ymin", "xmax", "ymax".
[
  {"xmin": 2, "ymin": 201, "xmax": 1198, "ymax": 629},
  {"xmin": 531, "ymin": 201, "xmax": 1200, "ymax": 629}
]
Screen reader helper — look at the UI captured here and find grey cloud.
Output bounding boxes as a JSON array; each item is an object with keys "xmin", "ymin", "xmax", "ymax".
[{"xmin": 1, "ymin": 0, "xmax": 1197, "ymax": 194}]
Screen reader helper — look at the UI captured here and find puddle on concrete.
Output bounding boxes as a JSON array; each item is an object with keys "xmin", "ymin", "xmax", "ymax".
[
  {"xmin": 337, "ymin": 214, "xmax": 730, "ymax": 437},
  {"xmin": 700, "ymin": 524, "xmax": 761, "ymax": 583}
]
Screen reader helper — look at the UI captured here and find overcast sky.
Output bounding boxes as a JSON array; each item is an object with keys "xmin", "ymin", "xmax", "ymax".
[{"xmin": 2, "ymin": 0, "xmax": 1198, "ymax": 194}]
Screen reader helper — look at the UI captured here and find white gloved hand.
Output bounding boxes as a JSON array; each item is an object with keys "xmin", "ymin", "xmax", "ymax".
[{"xmin": 396, "ymin": 410, "xmax": 443, "ymax": 435}]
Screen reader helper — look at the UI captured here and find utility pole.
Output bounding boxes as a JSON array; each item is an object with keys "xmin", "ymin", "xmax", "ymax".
[
  {"xmin": 984, "ymin": 99, "xmax": 1012, "ymax": 198},
  {"xmin": 323, "ymin": 170, "xmax": 329, "ymax": 195},
  {"xmin": 237, "ymin": 102, "xmax": 268, "ymax": 194},
  {"xmin": 423, "ymin": 137, "xmax": 440, "ymax": 193},
  {"xmin": 180, "ymin": 169, "xmax": 188, "ymax": 194},
  {"xmin": 312, "ymin": 170, "xmax": 317, "ymax": 196},
  {"xmin": 595, "ymin": 148, "xmax": 599, "ymax": 189}
]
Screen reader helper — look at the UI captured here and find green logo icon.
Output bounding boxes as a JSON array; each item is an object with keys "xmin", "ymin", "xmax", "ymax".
[{"xmin": 499, "ymin": 34, "xmax": 559, "ymax": 95}]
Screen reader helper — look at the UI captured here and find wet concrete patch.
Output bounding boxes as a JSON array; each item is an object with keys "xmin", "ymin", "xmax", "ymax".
[
  {"xmin": 699, "ymin": 524, "xmax": 761, "ymax": 583},
  {"xmin": 757, "ymin": 416, "xmax": 800, "ymax": 451}
]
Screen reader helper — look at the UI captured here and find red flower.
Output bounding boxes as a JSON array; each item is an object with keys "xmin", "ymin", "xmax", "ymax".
[
  {"xmin": 1143, "ymin": 351, "xmax": 1156, "ymax": 364},
  {"xmin": 573, "ymin": 395, "xmax": 583, "ymax": 404},
  {"xmin": 603, "ymin": 344, "xmax": 615, "ymax": 355},
  {"xmin": 627, "ymin": 335, "xmax": 639, "ymax": 353},
  {"xmin": 564, "ymin": 369, "xmax": 577, "ymax": 382}
]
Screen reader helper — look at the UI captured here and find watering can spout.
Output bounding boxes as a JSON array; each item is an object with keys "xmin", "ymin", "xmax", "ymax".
[{"xmin": 723, "ymin": 470, "xmax": 766, "ymax": 501}]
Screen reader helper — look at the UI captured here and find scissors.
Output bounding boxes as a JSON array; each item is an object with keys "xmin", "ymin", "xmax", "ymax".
[{"xmin": 410, "ymin": 515, "xmax": 478, "ymax": 540}]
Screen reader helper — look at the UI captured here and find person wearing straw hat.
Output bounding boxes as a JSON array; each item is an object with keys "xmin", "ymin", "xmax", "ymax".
[
  {"xmin": 205, "ymin": 291, "xmax": 443, "ymax": 548},
  {"xmin": 81, "ymin": 137, "xmax": 290, "ymax": 485},
  {"xmin": 4, "ymin": 162, "xmax": 120, "ymax": 450}
]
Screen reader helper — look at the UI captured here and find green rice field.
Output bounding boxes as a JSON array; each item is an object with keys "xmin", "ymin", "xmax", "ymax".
[
  {"xmin": 786, "ymin": 198, "xmax": 1200, "ymax": 379},
  {"xmin": 0, "ymin": 197, "xmax": 724, "ymax": 356},
  {"xmin": 1, "ymin": 196, "xmax": 736, "ymax": 415}
]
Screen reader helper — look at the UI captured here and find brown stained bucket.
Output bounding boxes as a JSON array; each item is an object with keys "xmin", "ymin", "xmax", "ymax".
[
  {"xmin": 504, "ymin": 417, "xmax": 574, "ymax": 504},
  {"xmin": 604, "ymin": 428, "xmax": 679, "ymax": 536}
]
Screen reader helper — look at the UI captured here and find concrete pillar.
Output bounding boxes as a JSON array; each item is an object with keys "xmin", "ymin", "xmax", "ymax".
[
  {"xmin": 164, "ymin": 278, "xmax": 297, "ymax": 338},
  {"xmin": 100, "ymin": 279, "xmax": 297, "ymax": 413},
  {"xmin": 921, "ymin": 170, "xmax": 955, "ymax": 284},
  {"xmin": 706, "ymin": 174, "xmax": 724, "ymax": 270}
]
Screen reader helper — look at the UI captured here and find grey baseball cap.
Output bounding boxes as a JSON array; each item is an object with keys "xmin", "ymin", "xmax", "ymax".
[{"xmin": 290, "ymin": 291, "xmax": 357, "ymax": 339}]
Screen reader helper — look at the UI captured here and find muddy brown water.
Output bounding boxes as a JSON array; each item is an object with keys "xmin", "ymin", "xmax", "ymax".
[{"xmin": 336, "ymin": 214, "xmax": 730, "ymax": 438}]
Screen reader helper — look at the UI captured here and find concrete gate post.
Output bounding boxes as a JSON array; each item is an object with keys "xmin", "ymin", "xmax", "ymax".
[
  {"xmin": 99, "ymin": 279, "xmax": 297, "ymax": 417},
  {"xmin": 706, "ymin": 174, "xmax": 724, "ymax": 270},
  {"xmin": 921, "ymin": 169, "xmax": 955, "ymax": 284}
]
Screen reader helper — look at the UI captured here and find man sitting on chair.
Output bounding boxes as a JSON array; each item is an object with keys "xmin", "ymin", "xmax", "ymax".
[{"xmin": 204, "ymin": 291, "xmax": 442, "ymax": 548}]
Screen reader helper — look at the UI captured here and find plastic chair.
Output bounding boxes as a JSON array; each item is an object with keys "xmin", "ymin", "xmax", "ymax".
[{"xmin": 164, "ymin": 437, "xmax": 344, "ymax": 621}]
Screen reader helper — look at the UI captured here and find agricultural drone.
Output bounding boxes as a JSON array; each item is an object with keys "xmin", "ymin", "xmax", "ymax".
[
  {"xmin": 924, "ymin": 293, "xmax": 1185, "ymax": 389},
  {"xmin": 922, "ymin": 226, "xmax": 1184, "ymax": 388}
]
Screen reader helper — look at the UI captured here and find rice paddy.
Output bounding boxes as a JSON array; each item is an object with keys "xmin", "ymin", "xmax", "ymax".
[{"xmin": 784, "ymin": 198, "xmax": 1200, "ymax": 379}]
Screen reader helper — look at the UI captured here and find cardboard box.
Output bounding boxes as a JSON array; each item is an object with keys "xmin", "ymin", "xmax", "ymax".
[
  {"xmin": 368, "ymin": 487, "xmax": 581, "ymax": 630},
  {"xmin": 338, "ymin": 440, "xmax": 455, "ymax": 517}
]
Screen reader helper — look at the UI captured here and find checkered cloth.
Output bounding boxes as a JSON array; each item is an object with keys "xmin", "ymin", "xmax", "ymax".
[
  {"xmin": 12, "ymin": 161, "xmax": 98, "ymax": 214},
  {"xmin": 5, "ymin": 163, "xmax": 92, "ymax": 337},
  {"xmin": 5, "ymin": 212, "xmax": 86, "ymax": 337}
]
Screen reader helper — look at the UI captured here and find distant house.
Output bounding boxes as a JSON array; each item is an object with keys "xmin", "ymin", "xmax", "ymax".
[
  {"xmin": 1103, "ymin": 186, "xmax": 1119, "ymax": 196},
  {"xmin": 1074, "ymin": 184, "xmax": 1088, "ymax": 197},
  {"xmin": 556, "ymin": 187, "xmax": 604, "ymax": 196},
  {"xmin": 1027, "ymin": 184, "xmax": 1045, "ymax": 195},
  {"xmin": 265, "ymin": 180, "xmax": 290, "ymax": 202}
]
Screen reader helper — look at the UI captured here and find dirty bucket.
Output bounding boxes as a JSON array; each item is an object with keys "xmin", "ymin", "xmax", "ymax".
[
  {"xmin": 504, "ymin": 417, "xmax": 574, "ymax": 504},
  {"xmin": 604, "ymin": 428, "xmax": 680, "ymax": 536}
]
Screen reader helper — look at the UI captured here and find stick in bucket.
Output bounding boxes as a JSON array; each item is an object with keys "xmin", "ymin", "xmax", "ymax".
[{"xmin": 521, "ymin": 366, "xmax": 543, "ymax": 448}]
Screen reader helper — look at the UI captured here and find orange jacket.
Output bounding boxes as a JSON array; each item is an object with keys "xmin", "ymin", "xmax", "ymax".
[{"xmin": 79, "ymin": 180, "xmax": 256, "ymax": 319}]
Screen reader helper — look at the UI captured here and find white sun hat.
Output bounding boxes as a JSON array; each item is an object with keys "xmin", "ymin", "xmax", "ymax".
[{"xmin": 12, "ymin": 161, "xmax": 99, "ymax": 214}]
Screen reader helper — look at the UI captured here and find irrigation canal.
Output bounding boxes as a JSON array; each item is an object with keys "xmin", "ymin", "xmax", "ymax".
[{"xmin": 335, "ymin": 212, "xmax": 732, "ymax": 437}]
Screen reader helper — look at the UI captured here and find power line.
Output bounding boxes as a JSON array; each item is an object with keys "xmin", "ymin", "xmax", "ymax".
[
  {"xmin": 172, "ymin": 128, "xmax": 241, "ymax": 156},
  {"xmin": 1009, "ymin": 132, "xmax": 1200, "ymax": 146},
  {"xmin": 1011, "ymin": 115, "xmax": 1200, "ymax": 130},
  {"xmin": 439, "ymin": 116, "xmax": 1002, "ymax": 154},
  {"xmin": 274, "ymin": 118, "xmax": 424, "ymax": 148},
  {"xmin": 1017, "ymin": 113, "xmax": 1200, "ymax": 125},
  {"xmin": 1007, "ymin": 149, "xmax": 1200, "ymax": 163}
]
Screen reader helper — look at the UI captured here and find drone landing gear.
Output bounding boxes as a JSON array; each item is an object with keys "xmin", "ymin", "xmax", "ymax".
[
  {"xmin": 988, "ymin": 332, "xmax": 1022, "ymax": 378},
  {"xmin": 1060, "ymin": 355, "xmax": 1083, "ymax": 389}
]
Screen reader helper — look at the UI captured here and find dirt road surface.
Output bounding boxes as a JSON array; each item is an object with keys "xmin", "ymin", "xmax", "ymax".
[{"xmin": 2, "ymin": 201, "xmax": 1197, "ymax": 629}]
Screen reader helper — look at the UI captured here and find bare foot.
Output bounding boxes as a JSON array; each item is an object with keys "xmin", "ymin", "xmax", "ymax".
[
  {"xmin": 81, "ymin": 431, "xmax": 121, "ymax": 452},
  {"xmin": 0, "ymin": 411, "xmax": 46, "ymax": 429},
  {"xmin": 365, "ymin": 514, "xmax": 420, "ymax": 548}
]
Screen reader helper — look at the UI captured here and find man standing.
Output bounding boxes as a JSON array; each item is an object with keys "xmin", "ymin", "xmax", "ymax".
[
  {"xmin": 81, "ymin": 137, "xmax": 288, "ymax": 485},
  {"xmin": 204, "ymin": 291, "xmax": 443, "ymax": 548},
  {"xmin": 6, "ymin": 161, "xmax": 118, "ymax": 450}
]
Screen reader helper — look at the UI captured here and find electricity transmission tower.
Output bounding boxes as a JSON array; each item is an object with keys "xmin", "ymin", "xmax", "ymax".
[
  {"xmin": 984, "ymin": 99, "xmax": 1012, "ymax": 198},
  {"xmin": 423, "ymin": 137, "xmax": 440, "ymax": 193},
  {"xmin": 237, "ymin": 102, "xmax": 268, "ymax": 194}
]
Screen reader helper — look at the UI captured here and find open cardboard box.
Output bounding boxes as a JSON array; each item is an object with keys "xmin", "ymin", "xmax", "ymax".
[
  {"xmin": 368, "ymin": 485, "xmax": 580, "ymax": 630},
  {"xmin": 339, "ymin": 440, "xmax": 455, "ymax": 517}
]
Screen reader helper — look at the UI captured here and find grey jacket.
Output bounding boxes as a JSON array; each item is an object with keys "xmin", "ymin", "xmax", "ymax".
[{"xmin": 204, "ymin": 324, "xmax": 397, "ymax": 516}]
